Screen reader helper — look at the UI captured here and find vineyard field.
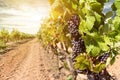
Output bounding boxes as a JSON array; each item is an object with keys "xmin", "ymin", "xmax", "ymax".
[{"xmin": 0, "ymin": 0, "xmax": 120, "ymax": 80}]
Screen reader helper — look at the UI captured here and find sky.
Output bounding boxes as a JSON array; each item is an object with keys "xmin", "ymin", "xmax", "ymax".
[
  {"xmin": 0, "ymin": 0, "xmax": 50, "ymax": 34},
  {"xmin": 0, "ymin": 0, "xmax": 114, "ymax": 34},
  {"xmin": 102, "ymin": 0, "xmax": 114, "ymax": 14}
]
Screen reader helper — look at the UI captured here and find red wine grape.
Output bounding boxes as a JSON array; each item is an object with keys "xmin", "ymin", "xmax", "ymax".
[
  {"xmin": 99, "ymin": 52, "xmax": 109, "ymax": 63},
  {"xmin": 72, "ymin": 38, "xmax": 86, "ymax": 54},
  {"xmin": 67, "ymin": 14, "xmax": 86, "ymax": 61}
]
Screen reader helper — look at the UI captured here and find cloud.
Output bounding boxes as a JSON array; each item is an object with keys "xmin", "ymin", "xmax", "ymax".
[{"xmin": 1, "ymin": 0, "xmax": 50, "ymax": 9}]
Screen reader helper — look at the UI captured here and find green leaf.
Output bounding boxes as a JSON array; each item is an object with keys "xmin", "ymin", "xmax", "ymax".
[
  {"xmin": 111, "ymin": 3, "xmax": 117, "ymax": 11},
  {"xmin": 72, "ymin": 2, "xmax": 77, "ymax": 10},
  {"xmin": 105, "ymin": 11, "xmax": 113, "ymax": 19},
  {"xmin": 114, "ymin": 1, "xmax": 120, "ymax": 9},
  {"xmin": 85, "ymin": 15, "xmax": 95, "ymax": 31},
  {"xmin": 74, "ymin": 63, "xmax": 81, "ymax": 69},
  {"xmin": 115, "ymin": 34, "xmax": 120, "ymax": 41},
  {"xmin": 116, "ymin": 9, "xmax": 120, "ymax": 16},
  {"xmin": 79, "ymin": 64, "xmax": 87, "ymax": 70},
  {"xmin": 75, "ymin": 55, "xmax": 90, "ymax": 70},
  {"xmin": 98, "ymin": 41, "xmax": 109, "ymax": 51},
  {"xmin": 81, "ymin": 3, "xmax": 89, "ymax": 15},
  {"xmin": 114, "ymin": 0, "xmax": 120, "ymax": 1},
  {"xmin": 104, "ymin": 36, "xmax": 112, "ymax": 46},
  {"xmin": 75, "ymin": 55, "xmax": 85, "ymax": 62},
  {"xmin": 113, "ymin": 16, "xmax": 120, "ymax": 30},
  {"xmin": 108, "ymin": 30, "xmax": 119, "ymax": 38},
  {"xmin": 110, "ymin": 57, "xmax": 115, "ymax": 65},
  {"xmin": 83, "ymin": 59, "xmax": 90, "ymax": 66},
  {"xmin": 112, "ymin": 48, "xmax": 119, "ymax": 56},
  {"xmin": 93, "ymin": 63, "xmax": 106, "ymax": 73},
  {"xmin": 94, "ymin": 12, "xmax": 102, "ymax": 27},
  {"xmin": 90, "ymin": 2, "xmax": 103, "ymax": 13},
  {"xmin": 99, "ymin": 24, "xmax": 111, "ymax": 34},
  {"xmin": 86, "ymin": 45, "xmax": 94, "ymax": 54},
  {"xmin": 79, "ymin": 20, "xmax": 89, "ymax": 33},
  {"xmin": 90, "ymin": 46, "xmax": 101, "ymax": 57}
]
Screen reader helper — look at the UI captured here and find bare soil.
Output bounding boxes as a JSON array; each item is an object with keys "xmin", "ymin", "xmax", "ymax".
[
  {"xmin": 107, "ymin": 55, "xmax": 120, "ymax": 80},
  {"xmin": 0, "ymin": 38, "xmax": 120, "ymax": 80},
  {"xmin": 0, "ymin": 39, "xmax": 67, "ymax": 80}
]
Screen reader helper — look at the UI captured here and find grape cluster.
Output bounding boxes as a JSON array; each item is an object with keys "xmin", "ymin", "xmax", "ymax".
[
  {"xmin": 67, "ymin": 14, "xmax": 86, "ymax": 61},
  {"xmin": 72, "ymin": 38, "xmax": 86, "ymax": 54},
  {"xmin": 68, "ymin": 14, "xmax": 81, "ymax": 38},
  {"xmin": 99, "ymin": 52, "xmax": 109, "ymax": 63},
  {"xmin": 68, "ymin": 14, "xmax": 80, "ymax": 27}
]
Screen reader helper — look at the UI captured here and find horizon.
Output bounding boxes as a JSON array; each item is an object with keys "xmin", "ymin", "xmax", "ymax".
[{"xmin": 0, "ymin": 0, "xmax": 50, "ymax": 34}]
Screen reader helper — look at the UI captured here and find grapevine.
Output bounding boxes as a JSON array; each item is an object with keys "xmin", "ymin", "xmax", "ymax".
[
  {"xmin": 67, "ymin": 14, "xmax": 86, "ymax": 61},
  {"xmin": 0, "ymin": 28, "xmax": 34, "ymax": 51},
  {"xmin": 38, "ymin": 0, "xmax": 120, "ymax": 80}
]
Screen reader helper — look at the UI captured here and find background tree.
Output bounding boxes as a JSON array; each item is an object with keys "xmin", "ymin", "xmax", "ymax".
[{"xmin": 0, "ymin": 28, "xmax": 9, "ymax": 43}]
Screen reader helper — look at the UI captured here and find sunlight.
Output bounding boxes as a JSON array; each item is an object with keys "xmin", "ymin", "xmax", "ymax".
[{"xmin": 0, "ymin": 0, "xmax": 50, "ymax": 34}]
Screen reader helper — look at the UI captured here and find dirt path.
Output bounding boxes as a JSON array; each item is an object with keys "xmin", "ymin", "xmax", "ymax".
[
  {"xmin": 0, "ymin": 38, "xmax": 120, "ymax": 80},
  {"xmin": 0, "ymin": 39, "xmax": 63, "ymax": 80}
]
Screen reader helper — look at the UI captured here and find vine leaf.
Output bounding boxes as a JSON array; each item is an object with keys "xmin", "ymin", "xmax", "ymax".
[
  {"xmin": 72, "ymin": 2, "xmax": 77, "ymax": 11},
  {"xmin": 116, "ymin": 9, "xmax": 120, "ymax": 16},
  {"xmin": 98, "ymin": 41, "xmax": 109, "ymax": 51},
  {"xmin": 75, "ymin": 55, "xmax": 90, "ymax": 70},
  {"xmin": 104, "ymin": 36, "xmax": 112, "ymax": 46},
  {"xmin": 94, "ymin": 12, "xmax": 101, "ymax": 27},
  {"xmin": 108, "ymin": 30, "xmax": 118, "ymax": 38},
  {"xmin": 114, "ymin": 1, "xmax": 120, "ymax": 9},
  {"xmin": 86, "ymin": 45, "xmax": 94, "ymax": 54},
  {"xmin": 115, "ymin": 1, "xmax": 120, "ymax": 16},
  {"xmin": 91, "ymin": 46, "xmax": 100, "ymax": 57},
  {"xmin": 110, "ymin": 57, "xmax": 115, "ymax": 65},
  {"xmin": 105, "ymin": 11, "xmax": 113, "ymax": 19},
  {"xmin": 113, "ymin": 16, "xmax": 120, "ymax": 30},
  {"xmin": 85, "ymin": 15, "xmax": 95, "ymax": 31},
  {"xmin": 93, "ymin": 63, "xmax": 106, "ymax": 73},
  {"xmin": 115, "ymin": 34, "xmax": 120, "ymax": 41},
  {"xmin": 90, "ymin": 2, "xmax": 103, "ymax": 13}
]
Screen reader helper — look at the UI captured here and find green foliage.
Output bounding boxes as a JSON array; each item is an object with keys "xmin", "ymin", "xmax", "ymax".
[
  {"xmin": 93, "ymin": 63, "xmax": 105, "ymax": 73},
  {"xmin": 37, "ymin": 0, "xmax": 120, "ymax": 74},
  {"xmin": 10, "ymin": 29, "xmax": 21, "ymax": 41},
  {"xmin": 0, "ymin": 28, "xmax": 9, "ymax": 43},
  {"xmin": 75, "ymin": 55, "xmax": 91, "ymax": 70},
  {"xmin": 0, "ymin": 28, "xmax": 34, "ymax": 42},
  {"xmin": 10, "ymin": 29, "xmax": 34, "ymax": 41},
  {"xmin": 0, "ymin": 28, "xmax": 34, "ymax": 51},
  {"xmin": 37, "ymin": 18, "xmax": 71, "ymax": 48},
  {"xmin": 0, "ymin": 40, "xmax": 7, "ymax": 50}
]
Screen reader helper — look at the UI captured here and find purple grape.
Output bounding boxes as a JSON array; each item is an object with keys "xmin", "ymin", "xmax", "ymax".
[
  {"xmin": 68, "ymin": 14, "xmax": 86, "ymax": 61},
  {"xmin": 99, "ymin": 52, "xmax": 109, "ymax": 63},
  {"xmin": 67, "ymin": 14, "xmax": 80, "ymax": 38},
  {"xmin": 72, "ymin": 38, "xmax": 86, "ymax": 54}
]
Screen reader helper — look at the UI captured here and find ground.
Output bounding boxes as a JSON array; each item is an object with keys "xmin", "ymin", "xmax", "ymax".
[
  {"xmin": 107, "ymin": 54, "xmax": 120, "ymax": 80},
  {"xmin": 0, "ymin": 39, "xmax": 120, "ymax": 80}
]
